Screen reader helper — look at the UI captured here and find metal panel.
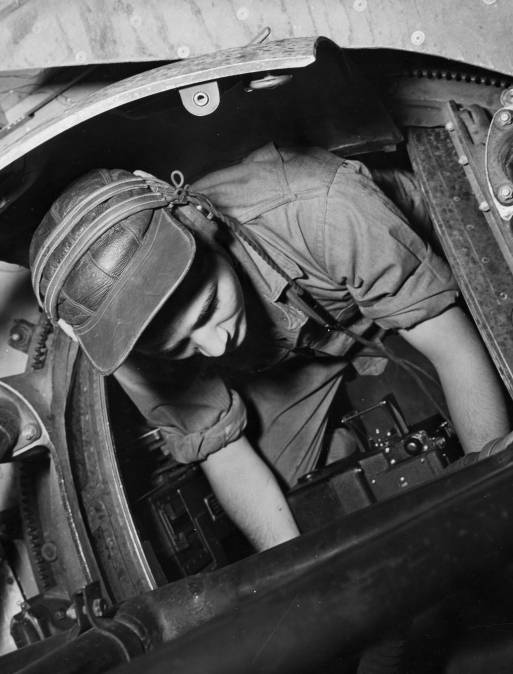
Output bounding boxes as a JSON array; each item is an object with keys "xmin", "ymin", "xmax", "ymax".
[
  {"xmin": 0, "ymin": 38, "xmax": 317, "ymax": 172},
  {"xmin": 0, "ymin": 0, "xmax": 512, "ymax": 75}
]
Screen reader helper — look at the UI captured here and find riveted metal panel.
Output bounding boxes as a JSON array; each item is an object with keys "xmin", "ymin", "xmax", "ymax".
[{"xmin": 0, "ymin": 0, "xmax": 512, "ymax": 75}]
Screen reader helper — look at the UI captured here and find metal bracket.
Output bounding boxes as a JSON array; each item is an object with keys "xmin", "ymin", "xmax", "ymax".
[
  {"xmin": 0, "ymin": 381, "xmax": 51, "ymax": 460},
  {"xmin": 485, "ymin": 86, "xmax": 513, "ymax": 220},
  {"xmin": 178, "ymin": 81, "xmax": 220, "ymax": 116}
]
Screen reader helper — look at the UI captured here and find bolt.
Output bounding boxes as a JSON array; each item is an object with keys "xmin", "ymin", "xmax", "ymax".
[
  {"xmin": 458, "ymin": 155, "xmax": 469, "ymax": 166},
  {"xmin": 478, "ymin": 201, "xmax": 490, "ymax": 212},
  {"xmin": 21, "ymin": 423, "xmax": 40, "ymax": 443},
  {"xmin": 192, "ymin": 91, "xmax": 209, "ymax": 107},
  {"xmin": 498, "ymin": 183, "xmax": 513, "ymax": 202},
  {"xmin": 498, "ymin": 109, "xmax": 512, "ymax": 126},
  {"xmin": 92, "ymin": 598, "xmax": 107, "ymax": 617}
]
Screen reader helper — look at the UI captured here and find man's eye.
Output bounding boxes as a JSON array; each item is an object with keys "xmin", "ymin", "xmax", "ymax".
[
  {"xmin": 194, "ymin": 287, "xmax": 219, "ymax": 329},
  {"xmin": 162, "ymin": 339, "xmax": 189, "ymax": 358}
]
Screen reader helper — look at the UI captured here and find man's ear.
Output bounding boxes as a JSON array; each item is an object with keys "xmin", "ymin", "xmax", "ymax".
[{"xmin": 57, "ymin": 318, "xmax": 78, "ymax": 342}]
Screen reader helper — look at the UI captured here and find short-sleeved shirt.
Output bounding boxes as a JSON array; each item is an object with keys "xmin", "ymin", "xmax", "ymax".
[{"xmin": 114, "ymin": 143, "xmax": 458, "ymax": 465}]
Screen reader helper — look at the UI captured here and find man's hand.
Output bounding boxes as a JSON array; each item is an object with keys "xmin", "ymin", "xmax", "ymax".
[
  {"xmin": 399, "ymin": 306, "xmax": 510, "ymax": 454},
  {"xmin": 201, "ymin": 436, "xmax": 300, "ymax": 551}
]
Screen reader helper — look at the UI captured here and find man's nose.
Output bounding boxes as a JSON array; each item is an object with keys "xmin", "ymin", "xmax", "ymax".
[{"xmin": 193, "ymin": 325, "xmax": 229, "ymax": 357}]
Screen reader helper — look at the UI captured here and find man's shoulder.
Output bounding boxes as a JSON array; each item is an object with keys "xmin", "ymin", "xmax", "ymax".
[{"xmin": 192, "ymin": 143, "xmax": 347, "ymax": 222}]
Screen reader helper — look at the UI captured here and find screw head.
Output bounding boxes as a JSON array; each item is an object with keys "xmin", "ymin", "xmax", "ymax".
[
  {"xmin": 21, "ymin": 423, "xmax": 40, "ymax": 443},
  {"xmin": 498, "ymin": 109, "xmax": 512, "ymax": 126},
  {"xmin": 498, "ymin": 183, "xmax": 513, "ymax": 202}
]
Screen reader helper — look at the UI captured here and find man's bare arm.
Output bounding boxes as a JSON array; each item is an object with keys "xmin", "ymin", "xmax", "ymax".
[
  {"xmin": 201, "ymin": 435, "xmax": 300, "ymax": 551},
  {"xmin": 399, "ymin": 306, "xmax": 510, "ymax": 453}
]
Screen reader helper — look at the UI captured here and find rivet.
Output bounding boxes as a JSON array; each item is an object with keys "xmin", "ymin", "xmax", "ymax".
[
  {"xmin": 445, "ymin": 121, "xmax": 455, "ymax": 132},
  {"xmin": 177, "ymin": 45, "xmax": 190, "ymax": 59},
  {"xmin": 481, "ymin": 257, "xmax": 490, "ymax": 264},
  {"xmin": 237, "ymin": 7, "xmax": 249, "ymax": 20},
  {"xmin": 390, "ymin": 458, "xmax": 396, "ymax": 465},
  {"xmin": 499, "ymin": 291, "xmax": 508, "ymax": 300},
  {"xmin": 411, "ymin": 30, "xmax": 426, "ymax": 46},
  {"xmin": 75, "ymin": 51, "xmax": 86, "ymax": 63},
  {"xmin": 353, "ymin": 0, "xmax": 367, "ymax": 10},
  {"xmin": 10, "ymin": 332, "xmax": 21, "ymax": 342},
  {"xmin": 467, "ymin": 223, "xmax": 474, "ymax": 230},
  {"xmin": 458, "ymin": 155, "xmax": 469, "ymax": 166},
  {"xmin": 478, "ymin": 201, "xmax": 490, "ymax": 212},
  {"xmin": 130, "ymin": 14, "xmax": 142, "ymax": 27}
]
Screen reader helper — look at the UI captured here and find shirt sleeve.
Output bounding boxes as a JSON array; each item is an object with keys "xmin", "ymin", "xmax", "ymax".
[
  {"xmin": 113, "ymin": 354, "xmax": 247, "ymax": 463},
  {"xmin": 323, "ymin": 163, "xmax": 459, "ymax": 330}
]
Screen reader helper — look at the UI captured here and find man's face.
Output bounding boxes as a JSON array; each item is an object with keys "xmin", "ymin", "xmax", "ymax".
[{"xmin": 143, "ymin": 252, "xmax": 247, "ymax": 360}]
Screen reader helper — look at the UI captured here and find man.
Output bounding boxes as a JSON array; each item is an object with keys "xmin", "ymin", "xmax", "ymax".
[{"xmin": 30, "ymin": 144, "xmax": 510, "ymax": 551}]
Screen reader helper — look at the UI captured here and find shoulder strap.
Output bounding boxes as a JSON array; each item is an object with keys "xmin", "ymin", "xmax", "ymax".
[{"xmin": 191, "ymin": 192, "xmax": 360, "ymax": 330}]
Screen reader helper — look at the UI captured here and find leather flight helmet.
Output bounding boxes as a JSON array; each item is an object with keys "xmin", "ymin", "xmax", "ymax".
[{"xmin": 30, "ymin": 168, "xmax": 196, "ymax": 375}]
